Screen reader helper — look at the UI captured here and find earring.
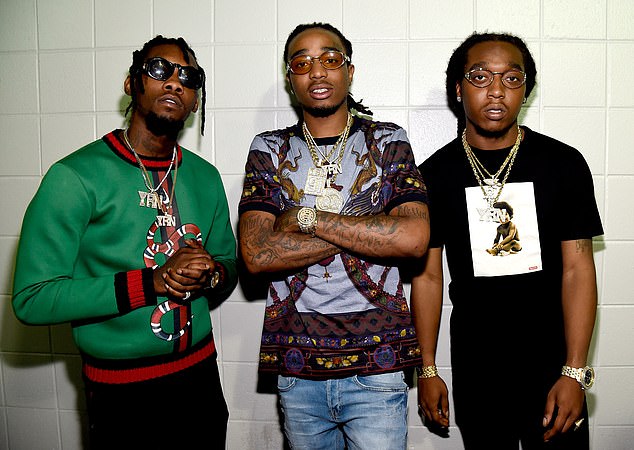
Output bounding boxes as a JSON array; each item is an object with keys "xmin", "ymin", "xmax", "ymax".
[
  {"xmin": 457, "ymin": 96, "xmax": 462, "ymax": 103},
  {"xmin": 522, "ymin": 97, "xmax": 527, "ymax": 104}
]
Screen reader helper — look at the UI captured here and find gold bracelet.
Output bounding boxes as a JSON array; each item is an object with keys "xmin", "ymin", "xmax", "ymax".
[{"xmin": 416, "ymin": 365, "xmax": 439, "ymax": 379}]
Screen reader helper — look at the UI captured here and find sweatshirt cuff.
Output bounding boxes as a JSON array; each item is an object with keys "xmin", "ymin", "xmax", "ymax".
[{"xmin": 115, "ymin": 268, "xmax": 158, "ymax": 313}]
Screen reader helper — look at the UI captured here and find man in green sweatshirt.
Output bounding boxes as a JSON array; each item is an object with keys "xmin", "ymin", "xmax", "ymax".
[{"xmin": 12, "ymin": 35, "xmax": 237, "ymax": 449}]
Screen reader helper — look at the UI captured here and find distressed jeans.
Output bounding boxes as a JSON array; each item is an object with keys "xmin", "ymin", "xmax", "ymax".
[{"xmin": 278, "ymin": 371, "xmax": 408, "ymax": 450}]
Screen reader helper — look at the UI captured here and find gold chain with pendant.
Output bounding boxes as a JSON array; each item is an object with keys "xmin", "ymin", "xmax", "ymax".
[
  {"xmin": 123, "ymin": 128, "xmax": 178, "ymax": 216},
  {"xmin": 301, "ymin": 113, "xmax": 353, "ymax": 212},
  {"xmin": 462, "ymin": 124, "xmax": 522, "ymax": 208}
]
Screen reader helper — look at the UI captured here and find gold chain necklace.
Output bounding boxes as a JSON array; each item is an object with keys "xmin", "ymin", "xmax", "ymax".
[
  {"xmin": 302, "ymin": 112, "xmax": 352, "ymax": 169},
  {"xmin": 462, "ymin": 125, "xmax": 521, "ymax": 208},
  {"xmin": 123, "ymin": 129, "xmax": 176, "ymax": 193},
  {"xmin": 302, "ymin": 113, "xmax": 353, "ymax": 212},
  {"xmin": 305, "ymin": 131, "xmax": 337, "ymax": 163},
  {"xmin": 123, "ymin": 129, "xmax": 178, "ymax": 217}
]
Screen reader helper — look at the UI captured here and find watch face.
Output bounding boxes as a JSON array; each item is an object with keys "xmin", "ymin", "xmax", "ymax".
[
  {"xmin": 297, "ymin": 207, "xmax": 316, "ymax": 226},
  {"xmin": 583, "ymin": 367, "xmax": 595, "ymax": 388}
]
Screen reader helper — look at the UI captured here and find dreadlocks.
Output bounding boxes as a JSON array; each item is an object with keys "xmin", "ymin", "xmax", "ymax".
[
  {"xmin": 284, "ymin": 22, "xmax": 373, "ymax": 117},
  {"xmin": 125, "ymin": 35, "xmax": 207, "ymax": 135},
  {"xmin": 446, "ymin": 32, "xmax": 537, "ymax": 136}
]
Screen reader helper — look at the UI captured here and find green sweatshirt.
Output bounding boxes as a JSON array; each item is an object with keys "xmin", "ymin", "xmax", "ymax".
[{"xmin": 12, "ymin": 130, "xmax": 237, "ymax": 361}]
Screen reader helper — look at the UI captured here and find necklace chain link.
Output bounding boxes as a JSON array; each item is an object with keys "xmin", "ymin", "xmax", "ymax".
[
  {"xmin": 123, "ymin": 128, "xmax": 178, "ymax": 214},
  {"xmin": 462, "ymin": 125, "xmax": 522, "ymax": 207},
  {"xmin": 302, "ymin": 112, "xmax": 353, "ymax": 185}
]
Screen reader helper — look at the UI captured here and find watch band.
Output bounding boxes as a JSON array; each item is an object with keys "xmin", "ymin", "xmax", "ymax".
[
  {"xmin": 416, "ymin": 365, "xmax": 439, "ymax": 379},
  {"xmin": 561, "ymin": 365, "xmax": 595, "ymax": 390},
  {"xmin": 209, "ymin": 271, "xmax": 220, "ymax": 289},
  {"xmin": 206, "ymin": 263, "xmax": 224, "ymax": 290}
]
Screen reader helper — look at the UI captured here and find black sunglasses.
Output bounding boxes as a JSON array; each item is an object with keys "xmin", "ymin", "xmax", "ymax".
[{"xmin": 141, "ymin": 57, "xmax": 203, "ymax": 90}]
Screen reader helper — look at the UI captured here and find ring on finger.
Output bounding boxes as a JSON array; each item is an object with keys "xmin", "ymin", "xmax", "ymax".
[
  {"xmin": 574, "ymin": 418, "xmax": 584, "ymax": 431},
  {"xmin": 183, "ymin": 291, "xmax": 191, "ymax": 300}
]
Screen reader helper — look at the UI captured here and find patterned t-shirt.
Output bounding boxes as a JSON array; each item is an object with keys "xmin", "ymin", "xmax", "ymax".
[{"xmin": 239, "ymin": 116, "xmax": 427, "ymax": 379}]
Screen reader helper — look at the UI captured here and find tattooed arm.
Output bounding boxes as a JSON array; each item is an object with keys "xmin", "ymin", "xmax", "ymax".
[
  {"xmin": 313, "ymin": 201, "xmax": 429, "ymax": 260},
  {"xmin": 239, "ymin": 210, "xmax": 342, "ymax": 274},
  {"xmin": 239, "ymin": 201, "xmax": 429, "ymax": 274}
]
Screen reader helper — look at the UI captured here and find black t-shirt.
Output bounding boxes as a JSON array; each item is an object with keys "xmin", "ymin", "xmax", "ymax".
[{"xmin": 419, "ymin": 127, "xmax": 603, "ymax": 374}]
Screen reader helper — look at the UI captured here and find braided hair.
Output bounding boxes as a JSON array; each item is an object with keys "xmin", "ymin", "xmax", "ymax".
[
  {"xmin": 125, "ymin": 35, "xmax": 207, "ymax": 135},
  {"xmin": 284, "ymin": 22, "xmax": 373, "ymax": 117},
  {"xmin": 446, "ymin": 32, "xmax": 537, "ymax": 136}
]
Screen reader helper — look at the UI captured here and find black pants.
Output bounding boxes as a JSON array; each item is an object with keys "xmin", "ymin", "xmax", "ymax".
[
  {"xmin": 458, "ymin": 408, "xmax": 589, "ymax": 450},
  {"xmin": 84, "ymin": 355, "xmax": 228, "ymax": 450},
  {"xmin": 454, "ymin": 380, "xmax": 589, "ymax": 450}
]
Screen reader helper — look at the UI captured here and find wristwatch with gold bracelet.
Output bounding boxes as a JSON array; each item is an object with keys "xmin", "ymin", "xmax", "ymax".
[
  {"xmin": 416, "ymin": 365, "xmax": 439, "ymax": 379},
  {"xmin": 297, "ymin": 207, "xmax": 317, "ymax": 236},
  {"xmin": 561, "ymin": 365, "xmax": 595, "ymax": 390}
]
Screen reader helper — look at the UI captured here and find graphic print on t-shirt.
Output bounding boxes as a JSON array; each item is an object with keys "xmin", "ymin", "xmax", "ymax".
[{"xmin": 466, "ymin": 182, "xmax": 542, "ymax": 277}]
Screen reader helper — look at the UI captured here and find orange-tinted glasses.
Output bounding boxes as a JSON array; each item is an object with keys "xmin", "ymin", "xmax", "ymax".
[{"xmin": 287, "ymin": 51, "xmax": 350, "ymax": 75}]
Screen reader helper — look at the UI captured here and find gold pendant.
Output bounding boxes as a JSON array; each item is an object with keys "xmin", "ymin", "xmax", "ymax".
[{"xmin": 316, "ymin": 187, "xmax": 343, "ymax": 213}]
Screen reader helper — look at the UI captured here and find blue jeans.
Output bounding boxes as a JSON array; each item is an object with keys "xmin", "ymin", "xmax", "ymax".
[{"xmin": 277, "ymin": 371, "xmax": 408, "ymax": 450}]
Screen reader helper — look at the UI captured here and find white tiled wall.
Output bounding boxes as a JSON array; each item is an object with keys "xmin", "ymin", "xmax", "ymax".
[{"xmin": 1, "ymin": 1, "xmax": 633, "ymax": 449}]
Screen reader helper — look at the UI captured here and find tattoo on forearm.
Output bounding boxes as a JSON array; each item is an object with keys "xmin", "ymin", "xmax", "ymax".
[
  {"xmin": 394, "ymin": 203, "xmax": 428, "ymax": 221},
  {"xmin": 575, "ymin": 239, "xmax": 591, "ymax": 253},
  {"xmin": 318, "ymin": 213, "xmax": 399, "ymax": 254},
  {"xmin": 241, "ymin": 214, "xmax": 337, "ymax": 268}
]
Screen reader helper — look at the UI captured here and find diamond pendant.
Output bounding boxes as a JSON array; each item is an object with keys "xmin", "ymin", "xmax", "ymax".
[
  {"xmin": 156, "ymin": 214, "xmax": 176, "ymax": 227},
  {"xmin": 483, "ymin": 185, "xmax": 500, "ymax": 203},
  {"xmin": 316, "ymin": 187, "xmax": 343, "ymax": 213},
  {"xmin": 477, "ymin": 207, "xmax": 500, "ymax": 222},
  {"xmin": 139, "ymin": 191, "xmax": 160, "ymax": 208},
  {"xmin": 321, "ymin": 162, "xmax": 343, "ymax": 180},
  {"xmin": 304, "ymin": 167, "xmax": 327, "ymax": 196}
]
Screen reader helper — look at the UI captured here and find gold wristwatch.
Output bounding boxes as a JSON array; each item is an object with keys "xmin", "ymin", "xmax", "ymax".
[
  {"xmin": 416, "ymin": 365, "xmax": 439, "ymax": 379},
  {"xmin": 297, "ymin": 207, "xmax": 317, "ymax": 236},
  {"xmin": 561, "ymin": 365, "xmax": 595, "ymax": 390}
]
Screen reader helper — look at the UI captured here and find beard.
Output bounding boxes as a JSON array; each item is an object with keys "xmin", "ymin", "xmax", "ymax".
[
  {"xmin": 302, "ymin": 97, "xmax": 348, "ymax": 118},
  {"xmin": 469, "ymin": 120, "xmax": 517, "ymax": 140},
  {"xmin": 145, "ymin": 111, "xmax": 185, "ymax": 140}
]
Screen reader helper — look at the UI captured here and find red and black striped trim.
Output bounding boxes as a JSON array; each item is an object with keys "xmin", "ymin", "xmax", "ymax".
[
  {"xmin": 82, "ymin": 333, "xmax": 216, "ymax": 384},
  {"xmin": 115, "ymin": 268, "xmax": 157, "ymax": 313},
  {"xmin": 102, "ymin": 130, "xmax": 183, "ymax": 170}
]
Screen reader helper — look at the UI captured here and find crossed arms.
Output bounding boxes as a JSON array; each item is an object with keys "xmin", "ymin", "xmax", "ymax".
[{"xmin": 239, "ymin": 201, "xmax": 429, "ymax": 275}]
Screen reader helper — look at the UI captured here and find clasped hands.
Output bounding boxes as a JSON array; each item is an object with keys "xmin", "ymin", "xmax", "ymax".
[{"xmin": 153, "ymin": 239, "xmax": 217, "ymax": 301}]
